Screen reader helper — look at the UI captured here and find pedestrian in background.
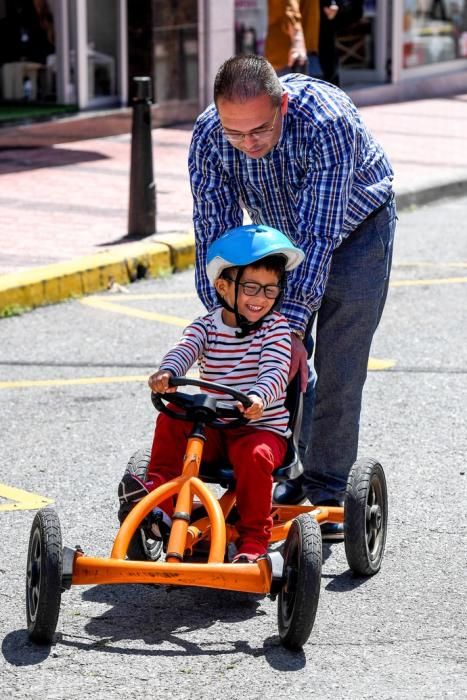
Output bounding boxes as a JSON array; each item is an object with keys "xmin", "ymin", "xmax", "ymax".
[
  {"xmin": 300, "ymin": 0, "xmax": 364, "ymax": 86},
  {"xmin": 264, "ymin": 0, "xmax": 308, "ymax": 75},
  {"xmin": 265, "ymin": 0, "xmax": 364, "ymax": 86},
  {"xmin": 188, "ymin": 54, "xmax": 396, "ymax": 535}
]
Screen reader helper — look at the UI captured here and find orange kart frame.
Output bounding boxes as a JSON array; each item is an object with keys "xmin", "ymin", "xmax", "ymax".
[
  {"xmin": 67, "ymin": 374, "xmax": 343, "ymax": 594},
  {"xmin": 27, "ymin": 375, "xmax": 387, "ymax": 650},
  {"xmin": 69, "ymin": 439, "xmax": 342, "ymax": 594}
]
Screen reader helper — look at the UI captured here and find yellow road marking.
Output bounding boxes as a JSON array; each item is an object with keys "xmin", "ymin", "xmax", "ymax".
[
  {"xmin": 0, "ymin": 370, "xmax": 199, "ymax": 390},
  {"xmin": 391, "ymin": 276, "xmax": 467, "ymax": 287},
  {"xmin": 0, "ymin": 375, "xmax": 148, "ymax": 389},
  {"xmin": 80, "ymin": 296, "xmax": 191, "ymax": 325},
  {"xmin": 0, "ymin": 483, "xmax": 53, "ymax": 511},
  {"xmin": 80, "ymin": 276, "xmax": 467, "ymax": 326},
  {"xmin": 95, "ymin": 292, "xmax": 198, "ymax": 301},
  {"xmin": 0, "ymin": 360, "xmax": 391, "ymax": 391},
  {"xmin": 395, "ymin": 262, "xmax": 467, "ymax": 269},
  {"xmin": 368, "ymin": 358, "xmax": 395, "ymax": 370}
]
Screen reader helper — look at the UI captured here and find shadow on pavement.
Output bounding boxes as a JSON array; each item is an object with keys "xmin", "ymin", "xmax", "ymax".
[
  {"xmin": 1, "ymin": 584, "xmax": 305, "ymax": 669},
  {"xmin": 2, "ymin": 629, "xmax": 51, "ymax": 666},
  {"xmin": 0, "ymin": 145, "xmax": 109, "ymax": 175}
]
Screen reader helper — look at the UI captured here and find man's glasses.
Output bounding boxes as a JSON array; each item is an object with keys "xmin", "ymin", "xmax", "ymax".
[
  {"xmin": 222, "ymin": 106, "xmax": 280, "ymax": 144},
  {"xmin": 224, "ymin": 276, "xmax": 282, "ymax": 299}
]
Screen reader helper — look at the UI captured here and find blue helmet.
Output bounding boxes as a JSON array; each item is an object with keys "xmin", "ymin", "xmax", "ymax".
[{"xmin": 206, "ymin": 224, "xmax": 304, "ymax": 284}]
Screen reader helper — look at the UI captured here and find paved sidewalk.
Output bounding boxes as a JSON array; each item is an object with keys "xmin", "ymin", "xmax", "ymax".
[{"xmin": 1, "ymin": 93, "xmax": 467, "ymax": 312}]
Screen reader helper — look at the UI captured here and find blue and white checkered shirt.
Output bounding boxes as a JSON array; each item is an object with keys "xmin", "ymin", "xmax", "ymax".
[{"xmin": 189, "ymin": 74, "xmax": 394, "ymax": 333}]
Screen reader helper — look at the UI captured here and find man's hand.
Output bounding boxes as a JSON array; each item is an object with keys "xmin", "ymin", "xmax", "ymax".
[
  {"xmin": 289, "ymin": 333, "xmax": 309, "ymax": 392},
  {"xmin": 236, "ymin": 394, "xmax": 264, "ymax": 421},
  {"xmin": 148, "ymin": 369, "xmax": 176, "ymax": 394},
  {"xmin": 288, "ymin": 27, "xmax": 307, "ymax": 67}
]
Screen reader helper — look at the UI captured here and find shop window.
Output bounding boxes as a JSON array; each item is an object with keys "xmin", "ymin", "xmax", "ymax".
[
  {"xmin": 153, "ymin": 0, "xmax": 198, "ymax": 103},
  {"xmin": 403, "ymin": 0, "xmax": 467, "ymax": 68},
  {"xmin": 86, "ymin": 0, "xmax": 118, "ymax": 100},
  {"xmin": 0, "ymin": 0, "xmax": 56, "ymax": 102}
]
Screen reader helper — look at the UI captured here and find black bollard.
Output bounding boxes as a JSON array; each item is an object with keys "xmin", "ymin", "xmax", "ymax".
[{"xmin": 128, "ymin": 76, "xmax": 156, "ymax": 238}]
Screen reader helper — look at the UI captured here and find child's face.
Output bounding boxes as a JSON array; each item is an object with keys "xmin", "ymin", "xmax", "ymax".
[{"xmin": 215, "ymin": 265, "xmax": 282, "ymax": 326}]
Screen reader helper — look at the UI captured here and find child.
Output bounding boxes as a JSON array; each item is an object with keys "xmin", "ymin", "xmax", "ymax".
[{"xmin": 118, "ymin": 224, "xmax": 304, "ymax": 563}]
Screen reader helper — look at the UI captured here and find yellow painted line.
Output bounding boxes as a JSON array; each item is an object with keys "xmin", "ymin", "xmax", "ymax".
[
  {"xmin": 391, "ymin": 276, "xmax": 467, "ymax": 287},
  {"xmin": 0, "ymin": 370, "xmax": 199, "ymax": 390},
  {"xmin": 80, "ymin": 296, "xmax": 191, "ymax": 325},
  {"xmin": 368, "ymin": 358, "xmax": 395, "ymax": 371},
  {"xmin": 0, "ymin": 375, "xmax": 148, "ymax": 389},
  {"xmin": 0, "ymin": 483, "xmax": 53, "ymax": 511},
  {"xmin": 93, "ymin": 292, "xmax": 198, "ymax": 301},
  {"xmin": 395, "ymin": 262, "xmax": 467, "ymax": 269},
  {"xmin": 0, "ymin": 360, "xmax": 391, "ymax": 391}
]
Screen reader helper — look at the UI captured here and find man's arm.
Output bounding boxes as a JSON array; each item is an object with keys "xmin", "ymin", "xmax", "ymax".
[
  {"xmin": 281, "ymin": 115, "xmax": 357, "ymax": 334},
  {"xmin": 284, "ymin": 0, "xmax": 307, "ymax": 68},
  {"xmin": 189, "ymin": 122, "xmax": 243, "ymax": 311}
]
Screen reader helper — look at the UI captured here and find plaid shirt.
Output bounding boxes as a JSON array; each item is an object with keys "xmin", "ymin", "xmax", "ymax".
[{"xmin": 189, "ymin": 74, "xmax": 394, "ymax": 333}]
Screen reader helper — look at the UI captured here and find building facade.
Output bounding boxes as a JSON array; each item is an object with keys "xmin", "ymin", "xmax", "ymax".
[{"xmin": 0, "ymin": 0, "xmax": 466, "ymax": 122}]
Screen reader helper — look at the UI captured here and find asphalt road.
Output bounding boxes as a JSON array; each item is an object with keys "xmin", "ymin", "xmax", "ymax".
[{"xmin": 1, "ymin": 196, "xmax": 466, "ymax": 699}]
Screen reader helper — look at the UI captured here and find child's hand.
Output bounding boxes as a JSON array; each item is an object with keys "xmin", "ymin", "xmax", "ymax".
[
  {"xmin": 236, "ymin": 395, "xmax": 264, "ymax": 420},
  {"xmin": 148, "ymin": 370, "xmax": 176, "ymax": 394}
]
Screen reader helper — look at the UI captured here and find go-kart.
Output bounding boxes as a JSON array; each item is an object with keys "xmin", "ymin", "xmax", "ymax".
[{"xmin": 26, "ymin": 375, "xmax": 388, "ymax": 650}]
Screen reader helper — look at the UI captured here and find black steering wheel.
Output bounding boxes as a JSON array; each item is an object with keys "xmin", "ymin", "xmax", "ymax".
[{"xmin": 151, "ymin": 376, "xmax": 253, "ymax": 429}]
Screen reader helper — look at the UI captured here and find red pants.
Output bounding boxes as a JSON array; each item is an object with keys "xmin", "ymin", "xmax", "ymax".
[{"xmin": 147, "ymin": 412, "xmax": 287, "ymax": 556}]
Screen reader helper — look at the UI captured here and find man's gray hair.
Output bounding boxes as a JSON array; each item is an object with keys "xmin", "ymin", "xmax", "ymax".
[{"xmin": 214, "ymin": 55, "xmax": 283, "ymax": 106}]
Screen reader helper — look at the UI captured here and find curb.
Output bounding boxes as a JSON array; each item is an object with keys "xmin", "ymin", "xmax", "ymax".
[
  {"xmin": 1, "ymin": 181, "xmax": 467, "ymax": 316},
  {"xmin": 0, "ymin": 232, "xmax": 195, "ymax": 314},
  {"xmin": 395, "ymin": 180, "xmax": 467, "ymax": 211}
]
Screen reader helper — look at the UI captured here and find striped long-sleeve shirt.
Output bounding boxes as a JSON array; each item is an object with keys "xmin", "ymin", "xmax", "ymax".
[
  {"xmin": 188, "ymin": 73, "xmax": 394, "ymax": 334},
  {"xmin": 159, "ymin": 308, "xmax": 292, "ymax": 437}
]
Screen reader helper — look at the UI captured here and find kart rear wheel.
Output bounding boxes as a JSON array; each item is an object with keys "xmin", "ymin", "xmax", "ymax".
[
  {"xmin": 26, "ymin": 507, "xmax": 63, "ymax": 644},
  {"xmin": 123, "ymin": 448, "xmax": 163, "ymax": 562},
  {"xmin": 277, "ymin": 513, "xmax": 322, "ymax": 650},
  {"xmin": 344, "ymin": 458, "xmax": 388, "ymax": 576}
]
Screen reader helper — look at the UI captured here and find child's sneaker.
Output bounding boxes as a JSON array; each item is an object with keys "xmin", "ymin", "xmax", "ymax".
[
  {"xmin": 232, "ymin": 552, "xmax": 263, "ymax": 564},
  {"xmin": 117, "ymin": 473, "xmax": 149, "ymax": 523},
  {"xmin": 145, "ymin": 507, "xmax": 172, "ymax": 548},
  {"xmin": 231, "ymin": 542, "xmax": 268, "ymax": 564}
]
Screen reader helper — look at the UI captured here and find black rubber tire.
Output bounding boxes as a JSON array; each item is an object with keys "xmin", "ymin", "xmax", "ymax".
[
  {"xmin": 26, "ymin": 507, "xmax": 63, "ymax": 644},
  {"xmin": 344, "ymin": 457, "xmax": 388, "ymax": 576},
  {"xmin": 123, "ymin": 448, "xmax": 163, "ymax": 562},
  {"xmin": 278, "ymin": 513, "xmax": 322, "ymax": 650}
]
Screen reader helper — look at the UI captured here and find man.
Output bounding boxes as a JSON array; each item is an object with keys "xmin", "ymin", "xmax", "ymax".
[{"xmin": 188, "ymin": 55, "xmax": 396, "ymax": 536}]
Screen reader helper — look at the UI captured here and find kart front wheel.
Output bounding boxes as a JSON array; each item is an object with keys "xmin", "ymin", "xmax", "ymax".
[
  {"xmin": 123, "ymin": 448, "xmax": 163, "ymax": 562},
  {"xmin": 277, "ymin": 513, "xmax": 322, "ymax": 650},
  {"xmin": 26, "ymin": 507, "xmax": 63, "ymax": 644},
  {"xmin": 344, "ymin": 458, "xmax": 388, "ymax": 575}
]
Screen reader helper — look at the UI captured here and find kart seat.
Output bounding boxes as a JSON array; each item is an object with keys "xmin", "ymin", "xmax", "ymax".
[{"xmin": 199, "ymin": 373, "xmax": 304, "ymax": 488}]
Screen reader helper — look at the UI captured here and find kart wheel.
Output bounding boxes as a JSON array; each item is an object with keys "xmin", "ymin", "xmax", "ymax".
[
  {"xmin": 278, "ymin": 513, "xmax": 322, "ymax": 650},
  {"xmin": 26, "ymin": 508, "xmax": 63, "ymax": 644},
  {"xmin": 344, "ymin": 458, "xmax": 388, "ymax": 576},
  {"xmin": 124, "ymin": 448, "xmax": 163, "ymax": 562}
]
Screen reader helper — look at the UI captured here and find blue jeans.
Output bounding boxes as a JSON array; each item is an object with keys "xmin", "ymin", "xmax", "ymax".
[{"xmin": 299, "ymin": 196, "xmax": 397, "ymax": 504}]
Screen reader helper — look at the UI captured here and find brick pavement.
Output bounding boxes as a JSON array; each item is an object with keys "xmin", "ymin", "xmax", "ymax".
[
  {"xmin": 0, "ymin": 121, "xmax": 192, "ymax": 274},
  {"xmin": 1, "ymin": 93, "xmax": 467, "ymax": 284}
]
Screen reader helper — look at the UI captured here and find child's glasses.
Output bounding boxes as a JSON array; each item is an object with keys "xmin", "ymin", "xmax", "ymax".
[{"xmin": 224, "ymin": 276, "xmax": 282, "ymax": 299}]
